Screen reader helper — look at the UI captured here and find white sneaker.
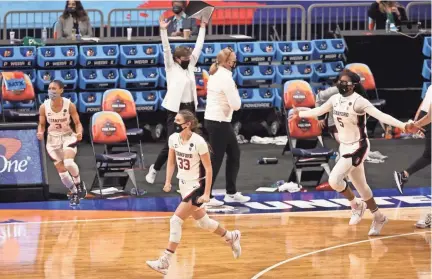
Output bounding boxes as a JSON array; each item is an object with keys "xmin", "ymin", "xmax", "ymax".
[
  {"xmin": 146, "ymin": 255, "xmax": 170, "ymax": 275},
  {"xmin": 415, "ymin": 213, "xmax": 431, "ymax": 229},
  {"xmin": 226, "ymin": 230, "xmax": 242, "ymax": 259},
  {"xmin": 368, "ymin": 151, "xmax": 388, "ymax": 160},
  {"xmin": 206, "ymin": 198, "xmax": 224, "ymax": 207},
  {"xmin": 145, "ymin": 164, "xmax": 158, "ymax": 184},
  {"xmin": 224, "ymin": 192, "xmax": 251, "ymax": 203},
  {"xmin": 368, "ymin": 216, "xmax": 389, "ymax": 236},
  {"xmin": 349, "ymin": 201, "xmax": 367, "ymax": 225}
]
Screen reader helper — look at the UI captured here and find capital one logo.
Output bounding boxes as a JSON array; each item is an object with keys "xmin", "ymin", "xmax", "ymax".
[{"xmin": 0, "ymin": 138, "xmax": 29, "ymax": 173}]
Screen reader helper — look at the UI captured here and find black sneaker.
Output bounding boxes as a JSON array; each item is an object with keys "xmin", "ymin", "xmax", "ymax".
[
  {"xmin": 69, "ymin": 193, "xmax": 80, "ymax": 207},
  {"xmin": 394, "ymin": 171, "xmax": 408, "ymax": 194},
  {"xmin": 76, "ymin": 182, "xmax": 87, "ymax": 200}
]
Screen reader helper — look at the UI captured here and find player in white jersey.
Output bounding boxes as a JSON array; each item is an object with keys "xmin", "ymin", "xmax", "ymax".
[
  {"xmin": 146, "ymin": 110, "xmax": 242, "ymax": 275},
  {"xmin": 37, "ymin": 80, "xmax": 86, "ymax": 207},
  {"xmin": 292, "ymin": 70, "xmax": 420, "ymax": 236}
]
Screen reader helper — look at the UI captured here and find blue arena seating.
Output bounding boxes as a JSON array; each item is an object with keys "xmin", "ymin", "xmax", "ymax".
[
  {"xmin": 79, "ymin": 45, "xmax": 119, "ymax": 67},
  {"xmin": 119, "ymin": 44, "xmax": 159, "ymax": 66},
  {"xmin": 78, "ymin": 92, "xmax": 103, "ymax": 113},
  {"xmin": 0, "ymin": 40, "xmax": 346, "ymax": 119},
  {"xmin": 422, "ymin": 59, "xmax": 431, "ymax": 81},
  {"xmin": 423, "ymin": 37, "xmax": 431, "ymax": 58},
  {"xmin": 275, "ymin": 41, "xmax": 313, "ymax": 63},
  {"xmin": 79, "ymin": 68, "xmax": 119, "ymax": 90},
  {"xmin": 0, "ymin": 46, "xmax": 36, "ymax": 69},
  {"xmin": 37, "ymin": 69, "xmax": 78, "ymax": 91},
  {"xmin": 311, "ymin": 39, "xmax": 345, "ymax": 61},
  {"xmin": 37, "ymin": 45, "xmax": 78, "ymax": 68}
]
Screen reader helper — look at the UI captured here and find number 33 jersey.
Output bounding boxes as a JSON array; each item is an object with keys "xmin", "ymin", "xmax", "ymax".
[
  {"xmin": 330, "ymin": 92, "xmax": 372, "ymax": 144},
  {"xmin": 44, "ymin": 97, "xmax": 73, "ymax": 136},
  {"xmin": 169, "ymin": 132, "xmax": 209, "ymax": 181}
]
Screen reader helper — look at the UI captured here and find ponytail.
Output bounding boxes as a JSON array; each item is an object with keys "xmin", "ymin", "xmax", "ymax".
[{"xmin": 209, "ymin": 61, "xmax": 219, "ymax": 75}]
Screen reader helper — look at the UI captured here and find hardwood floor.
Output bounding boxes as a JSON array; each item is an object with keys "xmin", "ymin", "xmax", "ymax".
[{"xmin": 0, "ymin": 207, "xmax": 430, "ymax": 279}]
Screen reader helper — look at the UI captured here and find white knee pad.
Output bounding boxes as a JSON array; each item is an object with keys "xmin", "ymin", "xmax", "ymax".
[
  {"xmin": 169, "ymin": 215, "xmax": 184, "ymax": 243},
  {"xmin": 197, "ymin": 214, "xmax": 219, "ymax": 232},
  {"xmin": 63, "ymin": 159, "xmax": 75, "ymax": 168},
  {"xmin": 328, "ymin": 172, "xmax": 347, "ymax": 192}
]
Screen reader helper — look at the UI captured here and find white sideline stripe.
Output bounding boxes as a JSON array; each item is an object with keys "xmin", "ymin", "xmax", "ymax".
[
  {"xmin": 251, "ymin": 231, "xmax": 432, "ymax": 279},
  {"xmin": 0, "ymin": 212, "xmax": 296, "ymax": 226}
]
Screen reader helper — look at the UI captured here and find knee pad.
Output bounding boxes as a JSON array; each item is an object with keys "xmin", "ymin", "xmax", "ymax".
[
  {"xmin": 196, "ymin": 214, "xmax": 219, "ymax": 232},
  {"xmin": 63, "ymin": 159, "xmax": 75, "ymax": 168},
  {"xmin": 169, "ymin": 215, "xmax": 184, "ymax": 243},
  {"xmin": 328, "ymin": 173, "xmax": 347, "ymax": 192}
]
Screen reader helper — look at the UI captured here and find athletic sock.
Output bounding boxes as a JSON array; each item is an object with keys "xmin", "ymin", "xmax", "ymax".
[
  {"xmin": 222, "ymin": 230, "xmax": 232, "ymax": 241},
  {"xmin": 372, "ymin": 208, "xmax": 384, "ymax": 220},
  {"xmin": 349, "ymin": 197, "xmax": 361, "ymax": 209}
]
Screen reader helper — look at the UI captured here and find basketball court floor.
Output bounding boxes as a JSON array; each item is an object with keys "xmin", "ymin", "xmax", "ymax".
[{"xmin": 0, "ymin": 186, "xmax": 430, "ymax": 278}]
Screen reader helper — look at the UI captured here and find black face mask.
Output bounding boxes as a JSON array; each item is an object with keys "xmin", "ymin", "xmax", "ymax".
[
  {"xmin": 173, "ymin": 6, "xmax": 183, "ymax": 14},
  {"xmin": 230, "ymin": 61, "xmax": 237, "ymax": 70},
  {"xmin": 179, "ymin": 60, "xmax": 190, "ymax": 70},
  {"xmin": 337, "ymin": 83, "xmax": 350, "ymax": 96},
  {"xmin": 67, "ymin": 7, "xmax": 76, "ymax": 13},
  {"xmin": 174, "ymin": 122, "xmax": 186, "ymax": 133}
]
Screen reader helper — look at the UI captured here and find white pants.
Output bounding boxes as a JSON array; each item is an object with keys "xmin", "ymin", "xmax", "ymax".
[
  {"xmin": 46, "ymin": 133, "xmax": 78, "ymax": 164},
  {"xmin": 329, "ymin": 139, "xmax": 373, "ymax": 200}
]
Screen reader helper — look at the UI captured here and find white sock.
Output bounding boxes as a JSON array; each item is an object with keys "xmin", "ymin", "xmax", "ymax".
[
  {"xmin": 349, "ymin": 197, "xmax": 361, "ymax": 209},
  {"xmin": 64, "ymin": 159, "xmax": 81, "ymax": 184},
  {"xmin": 59, "ymin": 172, "xmax": 75, "ymax": 190},
  {"xmin": 223, "ymin": 230, "xmax": 232, "ymax": 241},
  {"xmin": 372, "ymin": 208, "xmax": 384, "ymax": 220},
  {"xmin": 164, "ymin": 250, "xmax": 174, "ymax": 260}
]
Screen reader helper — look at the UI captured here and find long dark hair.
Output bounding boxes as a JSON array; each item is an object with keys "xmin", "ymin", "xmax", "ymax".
[{"xmin": 61, "ymin": 0, "xmax": 88, "ymax": 21}]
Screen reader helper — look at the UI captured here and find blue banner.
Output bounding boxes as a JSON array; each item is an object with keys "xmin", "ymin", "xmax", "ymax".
[{"xmin": 0, "ymin": 129, "xmax": 44, "ymax": 185}]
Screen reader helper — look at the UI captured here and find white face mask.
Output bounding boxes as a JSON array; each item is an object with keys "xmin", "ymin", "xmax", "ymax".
[{"xmin": 48, "ymin": 90, "xmax": 60, "ymax": 100}]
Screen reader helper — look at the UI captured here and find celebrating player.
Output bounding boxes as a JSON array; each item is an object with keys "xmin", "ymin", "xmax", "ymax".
[
  {"xmin": 146, "ymin": 110, "xmax": 242, "ymax": 275},
  {"xmin": 37, "ymin": 80, "xmax": 86, "ymax": 206},
  {"xmin": 291, "ymin": 70, "xmax": 420, "ymax": 236}
]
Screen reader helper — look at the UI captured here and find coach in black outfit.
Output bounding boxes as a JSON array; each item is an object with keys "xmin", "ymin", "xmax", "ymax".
[
  {"xmin": 204, "ymin": 47, "xmax": 251, "ymax": 207},
  {"xmin": 146, "ymin": 14, "xmax": 206, "ymax": 184}
]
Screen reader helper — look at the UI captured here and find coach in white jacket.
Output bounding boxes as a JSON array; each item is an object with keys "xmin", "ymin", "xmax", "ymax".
[
  {"xmin": 204, "ymin": 47, "xmax": 251, "ymax": 206},
  {"xmin": 146, "ymin": 14, "xmax": 206, "ymax": 184}
]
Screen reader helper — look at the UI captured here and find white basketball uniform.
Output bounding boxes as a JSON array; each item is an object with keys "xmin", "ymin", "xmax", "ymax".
[
  {"xmin": 327, "ymin": 93, "xmax": 371, "ymax": 197},
  {"xmin": 168, "ymin": 132, "xmax": 209, "ymax": 200},
  {"xmin": 44, "ymin": 97, "xmax": 77, "ymax": 164}
]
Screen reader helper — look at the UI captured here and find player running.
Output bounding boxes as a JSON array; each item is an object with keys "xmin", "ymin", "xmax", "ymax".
[
  {"xmin": 37, "ymin": 80, "xmax": 86, "ymax": 206},
  {"xmin": 146, "ymin": 110, "xmax": 241, "ymax": 275}
]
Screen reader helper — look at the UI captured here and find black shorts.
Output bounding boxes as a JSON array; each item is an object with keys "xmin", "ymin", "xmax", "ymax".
[{"xmin": 182, "ymin": 180, "xmax": 205, "ymax": 207}]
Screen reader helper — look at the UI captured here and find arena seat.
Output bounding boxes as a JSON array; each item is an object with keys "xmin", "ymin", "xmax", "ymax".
[
  {"xmin": 119, "ymin": 44, "xmax": 160, "ymax": 66},
  {"xmin": 36, "ymin": 69, "xmax": 78, "ymax": 92},
  {"xmin": 286, "ymin": 108, "xmax": 333, "ymax": 187},
  {"xmin": 1, "ymin": 71, "xmax": 38, "ymax": 122},
  {"xmin": 102, "ymin": 89, "xmax": 145, "ymax": 169},
  {"xmin": 89, "ymin": 111, "xmax": 138, "ymax": 196},
  {"xmin": 345, "ymin": 63, "xmax": 386, "ymax": 133},
  {"xmin": 79, "ymin": 45, "xmax": 119, "ymax": 67}
]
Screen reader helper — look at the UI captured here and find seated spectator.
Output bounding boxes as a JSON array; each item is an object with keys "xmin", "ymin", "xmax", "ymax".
[
  {"xmin": 56, "ymin": 0, "xmax": 93, "ymax": 39},
  {"xmin": 368, "ymin": 0, "xmax": 408, "ymax": 30},
  {"xmin": 167, "ymin": 1, "xmax": 198, "ymax": 37}
]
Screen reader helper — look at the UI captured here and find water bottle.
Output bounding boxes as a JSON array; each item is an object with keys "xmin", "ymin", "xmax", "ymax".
[
  {"xmin": 42, "ymin": 27, "xmax": 47, "ymax": 42},
  {"xmin": 257, "ymin": 157, "xmax": 278, "ymax": 165},
  {"xmin": 385, "ymin": 19, "xmax": 390, "ymax": 33},
  {"xmin": 270, "ymin": 180, "xmax": 285, "ymax": 188}
]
